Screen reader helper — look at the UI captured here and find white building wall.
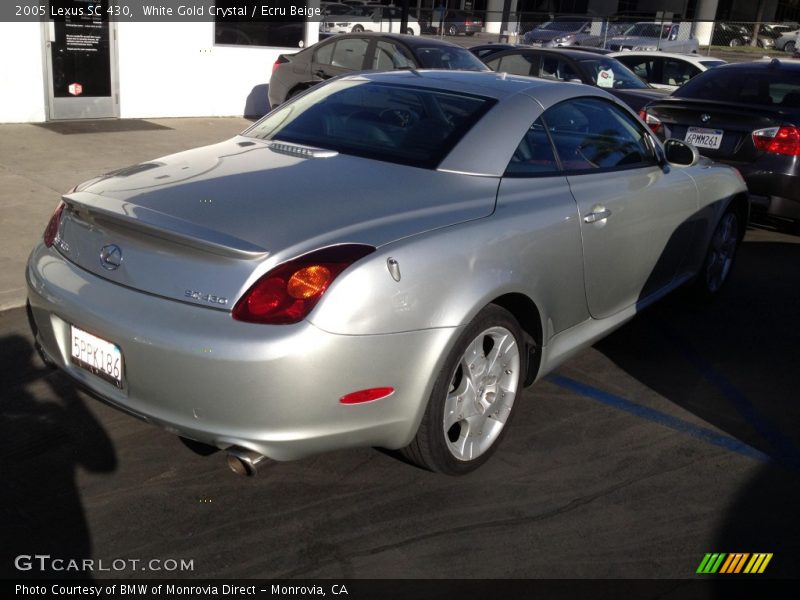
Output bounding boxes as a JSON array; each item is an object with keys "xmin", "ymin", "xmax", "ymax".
[
  {"xmin": 0, "ymin": 22, "xmax": 47, "ymax": 123},
  {"xmin": 116, "ymin": 22, "xmax": 296, "ymax": 119}
]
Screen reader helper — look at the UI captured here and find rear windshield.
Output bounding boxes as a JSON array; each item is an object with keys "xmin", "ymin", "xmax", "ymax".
[
  {"xmin": 674, "ymin": 67, "xmax": 800, "ymax": 106},
  {"xmin": 414, "ymin": 46, "xmax": 489, "ymax": 71},
  {"xmin": 243, "ymin": 79, "xmax": 496, "ymax": 169}
]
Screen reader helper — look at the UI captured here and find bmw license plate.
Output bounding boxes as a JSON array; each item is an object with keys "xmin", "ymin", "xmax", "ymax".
[
  {"xmin": 686, "ymin": 127, "xmax": 723, "ymax": 150},
  {"xmin": 70, "ymin": 325, "xmax": 124, "ymax": 388}
]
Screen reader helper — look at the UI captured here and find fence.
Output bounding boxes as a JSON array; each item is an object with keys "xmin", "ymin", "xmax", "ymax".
[{"xmin": 423, "ymin": 12, "xmax": 800, "ymax": 54}]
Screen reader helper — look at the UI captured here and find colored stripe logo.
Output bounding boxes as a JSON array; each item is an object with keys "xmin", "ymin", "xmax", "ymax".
[{"xmin": 697, "ymin": 553, "xmax": 773, "ymax": 574}]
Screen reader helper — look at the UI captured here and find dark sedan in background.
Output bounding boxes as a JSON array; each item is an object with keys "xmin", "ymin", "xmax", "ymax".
[
  {"xmin": 268, "ymin": 33, "xmax": 488, "ymax": 108},
  {"xmin": 482, "ymin": 47, "xmax": 669, "ymax": 112},
  {"xmin": 640, "ymin": 59, "xmax": 800, "ymax": 227}
]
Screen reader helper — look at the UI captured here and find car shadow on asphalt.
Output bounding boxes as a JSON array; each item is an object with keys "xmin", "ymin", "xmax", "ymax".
[
  {"xmin": 594, "ymin": 238, "xmax": 800, "ymax": 578},
  {"xmin": 0, "ymin": 333, "xmax": 117, "ymax": 579}
]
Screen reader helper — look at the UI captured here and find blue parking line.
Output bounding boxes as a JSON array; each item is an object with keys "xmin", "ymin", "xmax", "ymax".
[
  {"xmin": 651, "ymin": 322, "xmax": 800, "ymax": 472},
  {"xmin": 546, "ymin": 374, "xmax": 772, "ymax": 464}
]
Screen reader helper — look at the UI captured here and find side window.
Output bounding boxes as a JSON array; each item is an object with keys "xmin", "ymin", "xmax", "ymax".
[
  {"xmin": 625, "ymin": 58, "xmax": 655, "ymax": 81},
  {"xmin": 539, "ymin": 57, "xmax": 580, "ymax": 82},
  {"xmin": 505, "ymin": 117, "xmax": 560, "ymax": 176},
  {"xmin": 314, "ymin": 41, "xmax": 335, "ymax": 66},
  {"xmin": 487, "ymin": 53, "xmax": 536, "ymax": 77},
  {"xmin": 663, "ymin": 59, "xmax": 699, "ymax": 87},
  {"xmin": 330, "ymin": 38, "xmax": 370, "ymax": 70},
  {"xmin": 372, "ymin": 41, "xmax": 415, "ymax": 70},
  {"xmin": 543, "ymin": 97, "xmax": 656, "ymax": 172}
]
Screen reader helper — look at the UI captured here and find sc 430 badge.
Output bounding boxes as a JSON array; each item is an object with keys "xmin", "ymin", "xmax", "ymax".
[{"xmin": 185, "ymin": 289, "xmax": 228, "ymax": 306}]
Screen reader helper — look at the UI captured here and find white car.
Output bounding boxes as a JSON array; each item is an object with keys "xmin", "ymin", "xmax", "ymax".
[
  {"xmin": 609, "ymin": 51, "xmax": 726, "ymax": 90},
  {"xmin": 322, "ymin": 6, "xmax": 421, "ymax": 36}
]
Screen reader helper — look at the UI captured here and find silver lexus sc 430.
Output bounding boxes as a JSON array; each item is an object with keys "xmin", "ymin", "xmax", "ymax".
[{"xmin": 26, "ymin": 71, "xmax": 748, "ymax": 475}]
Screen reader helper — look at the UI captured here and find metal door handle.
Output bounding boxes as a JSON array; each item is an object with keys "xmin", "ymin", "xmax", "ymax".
[{"xmin": 583, "ymin": 208, "xmax": 612, "ymax": 223}]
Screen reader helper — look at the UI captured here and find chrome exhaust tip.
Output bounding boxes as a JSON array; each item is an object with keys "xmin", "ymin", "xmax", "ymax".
[{"xmin": 226, "ymin": 447, "xmax": 267, "ymax": 477}]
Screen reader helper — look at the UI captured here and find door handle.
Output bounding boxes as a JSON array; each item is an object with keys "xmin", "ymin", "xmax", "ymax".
[{"xmin": 583, "ymin": 208, "xmax": 612, "ymax": 223}]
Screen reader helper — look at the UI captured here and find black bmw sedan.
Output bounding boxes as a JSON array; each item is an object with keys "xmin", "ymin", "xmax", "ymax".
[{"xmin": 640, "ymin": 59, "xmax": 800, "ymax": 227}]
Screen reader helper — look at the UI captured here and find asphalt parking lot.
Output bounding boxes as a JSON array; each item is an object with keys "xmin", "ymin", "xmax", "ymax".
[
  {"xmin": 2, "ymin": 223, "xmax": 799, "ymax": 580},
  {"xmin": 1, "ymin": 60, "xmax": 799, "ymax": 585}
]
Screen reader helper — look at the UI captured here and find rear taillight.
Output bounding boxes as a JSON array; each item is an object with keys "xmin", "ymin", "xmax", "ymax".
[
  {"xmin": 465, "ymin": 19, "xmax": 473, "ymax": 26},
  {"xmin": 639, "ymin": 109, "xmax": 662, "ymax": 134},
  {"xmin": 232, "ymin": 244, "xmax": 375, "ymax": 325},
  {"xmin": 43, "ymin": 201, "xmax": 66, "ymax": 248},
  {"xmin": 271, "ymin": 60, "xmax": 282, "ymax": 75},
  {"xmin": 752, "ymin": 126, "xmax": 800, "ymax": 156}
]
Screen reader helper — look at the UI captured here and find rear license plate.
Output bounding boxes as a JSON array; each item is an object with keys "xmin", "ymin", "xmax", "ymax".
[
  {"xmin": 70, "ymin": 325, "xmax": 124, "ymax": 388},
  {"xmin": 686, "ymin": 126, "xmax": 723, "ymax": 150}
]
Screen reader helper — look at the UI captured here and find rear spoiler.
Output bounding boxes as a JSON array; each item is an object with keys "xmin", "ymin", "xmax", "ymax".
[{"xmin": 63, "ymin": 191, "xmax": 269, "ymax": 259}]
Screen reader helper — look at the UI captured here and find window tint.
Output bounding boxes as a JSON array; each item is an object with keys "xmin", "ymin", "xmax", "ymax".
[
  {"xmin": 414, "ymin": 47, "xmax": 488, "ymax": 70},
  {"xmin": 675, "ymin": 67, "xmax": 800, "ymax": 106},
  {"xmin": 215, "ymin": 17, "xmax": 301, "ymax": 47},
  {"xmin": 372, "ymin": 41, "xmax": 415, "ymax": 70},
  {"xmin": 663, "ymin": 59, "xmax": 699, "ymax": 87},
  {"xmin": 487, "ymin": 53, "xmax": 536, "ymax": 76},
  {"xmin": 579, "ymin": 58, "xmax": 648, "ymax": 89},
  {"xmin": 539, "ymin": 57, "xmax": 580, "ymax": 81},
  {"xmin": 330, "ymin": 38, "xmax": 369, "ymax": 70},
  {"xmin": 314, "ymin": 41, "xmax": 335, "ymax": 65},
  {"xmin": 621, "ymin": 58, "xmax": 657, "ymax": 81},
  {"xmin": 505, "ymin": 118, "xmax": 559, "ymax": 176},
  {"xmin": 244, "ymin": 80, "xmax": 496, "ymax": 169},
  {"xmin": 543, "ymin": 97, "xmax": 655, "ymax": 172}
]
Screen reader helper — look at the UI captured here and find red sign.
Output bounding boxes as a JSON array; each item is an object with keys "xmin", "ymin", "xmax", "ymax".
[{"xmin": 68, "ymin": 82, "xmax": 83, "ymax": 96}]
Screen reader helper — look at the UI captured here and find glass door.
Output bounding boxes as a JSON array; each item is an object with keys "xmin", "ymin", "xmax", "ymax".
[{"xmin": 44, "ymin": 0, "xmax": 118, "ymax": 120}]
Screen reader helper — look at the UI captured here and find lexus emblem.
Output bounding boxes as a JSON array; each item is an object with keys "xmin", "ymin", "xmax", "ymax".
[
  {"xmin": 700, "ymin": 113, "xmax": 711, "ymax": 123},
  {"xmin": 99, "ymin": 244, "xmax": 123, "ymax": 271}
]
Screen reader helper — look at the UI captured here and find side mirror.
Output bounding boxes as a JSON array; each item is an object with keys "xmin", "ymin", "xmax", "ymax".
[{"xmin": 664, "ymin": 138, "xmax": 699, "ymax": 167}]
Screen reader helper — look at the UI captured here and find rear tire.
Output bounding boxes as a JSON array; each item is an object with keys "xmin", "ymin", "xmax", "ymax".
[
  {"xmin": 401, "ymin": 305, "xmax": 525, "ymax": 475},
  {"xmin": 729, "ymin": 37, "xmax": 742, "ymax": 47},
  {"xmin": 692, "ymin": 206, "xmax": 742, "ymax": 298},
  {"xmin": 352, "ymin": 25, "xmax": 364, "ymax": 33},
  {"xmin": 447, "ymin": 25, "xmax": 458, "ymax": 36}
]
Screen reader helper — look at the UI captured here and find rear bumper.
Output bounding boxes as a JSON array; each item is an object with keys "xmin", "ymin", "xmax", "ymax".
[
  {"xmin": 26, "ymin": 244, "xmax": 458, "ymax": 461},
  {"xmin": 733, "ymin": 164, "xmax": 800, "ymax": 221}
]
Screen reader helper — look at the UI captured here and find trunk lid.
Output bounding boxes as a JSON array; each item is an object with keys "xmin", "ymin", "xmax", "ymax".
[
  {"xmin": 56, "ymin": 137, "xmax": 498, "ymax": 310},
  {"xmin": 647, "ymin": 98, "xmax": 796, "ymax": 162}
]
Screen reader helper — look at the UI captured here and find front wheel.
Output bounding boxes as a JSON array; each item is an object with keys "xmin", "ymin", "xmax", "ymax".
[
  {"xmin": 401, "ymin": 305, "xmax": 525, "ymax": 475},
  {"xmin": 447, "ymin": 25, "xmax": 458, "ymax": 36},
  {"xmin": 405, "ymin": 28, "xmax": 415, "ymax": 35},
  {"xmin": 352, "ymin": 25, "xmax": 364, "ymax": 33},
  {"xmin": 785, "ymin": 41, "xmax": 797, "ymax": 53},
  {"xmin": 694, "ymin": 207, "xmax": 742, "ymax": 297},
  {"xmin": 729, "ymin": 37, "xmax": 742, "ymax": 47}
]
